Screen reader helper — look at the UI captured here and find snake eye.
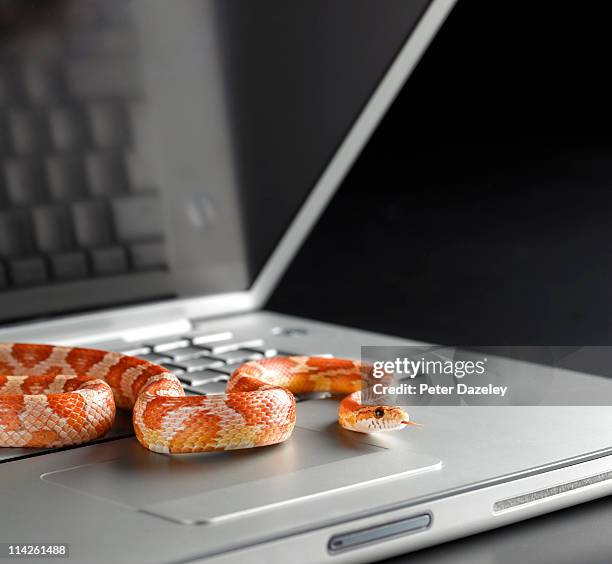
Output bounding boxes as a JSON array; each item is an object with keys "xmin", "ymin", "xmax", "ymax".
[{"xmin": 374, "ymin": 408, "xmax": 384, "ymax": 419}]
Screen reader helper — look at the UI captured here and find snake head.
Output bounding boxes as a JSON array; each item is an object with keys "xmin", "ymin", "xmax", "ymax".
[{"xmin": 344, "ymin": 405, "xmax": 412, "ymax": 433}]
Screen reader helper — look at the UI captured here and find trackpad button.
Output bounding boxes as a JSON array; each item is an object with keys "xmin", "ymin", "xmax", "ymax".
[{"xmin": 42, "ymin": 427, "xmax": 440, "ymax": 524}]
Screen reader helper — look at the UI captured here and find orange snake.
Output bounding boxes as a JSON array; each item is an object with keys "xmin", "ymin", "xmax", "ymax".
[{"xmin": 0, "ymin": 343, "xmax": 411, "ymax": 453}]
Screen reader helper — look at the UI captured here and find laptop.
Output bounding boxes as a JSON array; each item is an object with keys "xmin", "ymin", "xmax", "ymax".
[{"xmin": 3, "ymin": 1, "xmax": 612, "ymax": 562}]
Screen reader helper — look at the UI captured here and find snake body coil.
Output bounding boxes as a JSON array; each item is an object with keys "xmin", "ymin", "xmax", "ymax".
[{"xmin": 0, "ymin": 344, "xmax": 410, "ymax": 453}]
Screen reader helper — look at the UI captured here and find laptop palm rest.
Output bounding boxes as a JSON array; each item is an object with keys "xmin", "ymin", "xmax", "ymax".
[{"xmin": 41, "ymin": 402, "xmax": 441, "ymax": 524}]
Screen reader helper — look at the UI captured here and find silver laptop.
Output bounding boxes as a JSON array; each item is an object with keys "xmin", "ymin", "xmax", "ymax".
[{"xmin": 3, "ymin": 1, "xmax": 612, "ymax": 562}]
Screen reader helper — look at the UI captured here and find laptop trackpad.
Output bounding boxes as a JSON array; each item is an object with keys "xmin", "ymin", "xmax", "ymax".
[{"xmin": 42, "ymin": 425, "xmax": 440, "ymax": 524}]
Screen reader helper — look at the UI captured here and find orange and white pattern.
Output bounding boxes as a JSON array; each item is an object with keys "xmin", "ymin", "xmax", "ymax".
[{"xmin": 0, "ymin": 344, "xmax": 410, "ymax": 453}]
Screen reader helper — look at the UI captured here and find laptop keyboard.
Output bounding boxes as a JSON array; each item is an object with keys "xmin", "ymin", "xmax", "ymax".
[
  {"xmin": 112, "ymin": 330, "xmax": 326, "ymax": 398},
  {"xmin": 0, "ymin": 329, "xmax": 331, "ymax": 461},
  {"xmin": 0, "ymin": 2, "xmax": 167, "ymax": 291}
]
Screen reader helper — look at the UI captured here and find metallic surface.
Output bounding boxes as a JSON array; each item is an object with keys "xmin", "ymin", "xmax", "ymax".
[{"xmin": 2, "ymin": 311, "xmax": 612, "ymax": 563}]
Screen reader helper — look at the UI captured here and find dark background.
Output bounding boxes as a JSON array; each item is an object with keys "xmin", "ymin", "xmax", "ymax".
[
  {"xmin": 268, "ymin": 1, "xmax": 612, "ymax": 347},
  {"xmin": 270, "ymin": 4, "xmax": 612, "ymax": 560}
]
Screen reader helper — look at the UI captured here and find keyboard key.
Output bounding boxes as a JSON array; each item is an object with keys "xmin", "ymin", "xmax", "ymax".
[
  {"xmin": 126, "ymin": 152, "xmax": 155, "ymax": 192},
  {"xmin": 72, "ymin": 201, "xmax": 115, "ymax": 247},
  {"xmin": 48, "ymin": 108, "xmax": 89, "ymax": 151},
  {"xmin": 186, "ymin": 331, "xmax": 233, "ymax": 346},
  {"xmin": 246, "ymin": 346, "xmax": 280, "ymax": 358},
  {"xmin": 85, "ymin": 150, "xmax": 128, "ymax": 196},
  {"xmin": 88, "ymin": 102, "xmax": 130, "ymax": 147},
  {"xmin": 0, "ymin": 210, "xmax": 35, "ymax": 258},
  {"xmin": 66, "ymin": 57, "xmax": 140, "ymax": 98},
  {"xmin": 186, "ymin": 379, "xmax": 230, "ymax": 395},
  {"xmin": 49, "ymin": 251, "xmax": 88, "ymax": 281},
  {"xmin": 22, "ymin": 62, "xmax": 66, "ymax": 105},
  {"xmin": 208, "ymin": 362, "xmax": 247, "ymax": 376},
  {"xmin": 112, "ymin": 195, "xmax": 164, "ymax": 241},
  {"xmin": 159, "ymin": 363, "xmax": 186, "ymax": 376},
  {"xmin": 7, "ymin": 109, "xmax": 49, "ymax": 154},
  {"xmin": 86, "ymin": 341, "xmax": 154, "ymax": 358},
  {"xmin": 173, "ymin": 357, "xmax": 224, "ymax": 372},
  {"xmin": 117, "ymin": 345, "xmax": 151, "ymax": 356},
  {"xmin": 178, "ymin": 370, "xmax": 228, "ymax": 387},
  {"xmin": 46, "ymin": 155, "xmax": 88, "ymax": 200},
  {"xmin": 136, "ymin": 353, "xmax": 172, "ymax": 364},
  {"xmin": 90, "ymin": 246, "xmax": 128, "ymax": 275},
  {"xmin": 8, "ymin": 256, "xmax": 47, "ymax": 286},
  {"xmin": 208, "ymin": 349, "xmax": 263, "ymax": 365},
  {"xmin": 202, "ymin": 339, "xmax": 265, "ymax": 355},
  {"xmin": 4, "ymin": 158, "xmax": 47, "ymax": 205},
  {"xmin": 159, "ymin": 346, "xmax": 209, "ymax": 362},
  {"xmin": 129, "ymin": 241, "xmax": 166, "ymax": 270},
  {"xmin": 32, "ymin": 206, "xmax": 75, "ymax": 252},
  {"xmin": 145, "ymin": 337, "xmax": 190, "ymax": 353}
]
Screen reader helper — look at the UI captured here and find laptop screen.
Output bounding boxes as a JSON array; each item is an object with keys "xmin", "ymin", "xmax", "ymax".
[{"xmin": 0, "ymin": 0, "xmax": 430, "ymax": 323}]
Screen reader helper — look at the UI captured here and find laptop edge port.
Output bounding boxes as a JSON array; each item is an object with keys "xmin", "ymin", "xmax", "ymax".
[{"xmin": 328, "ymin": 513, "xmax": 432, "ymax": 553}]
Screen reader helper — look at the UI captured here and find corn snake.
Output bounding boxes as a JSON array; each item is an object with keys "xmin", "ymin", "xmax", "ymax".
[{"xmin": 0, "ymin": 343, "xmax": 410, "ymax": 453}]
